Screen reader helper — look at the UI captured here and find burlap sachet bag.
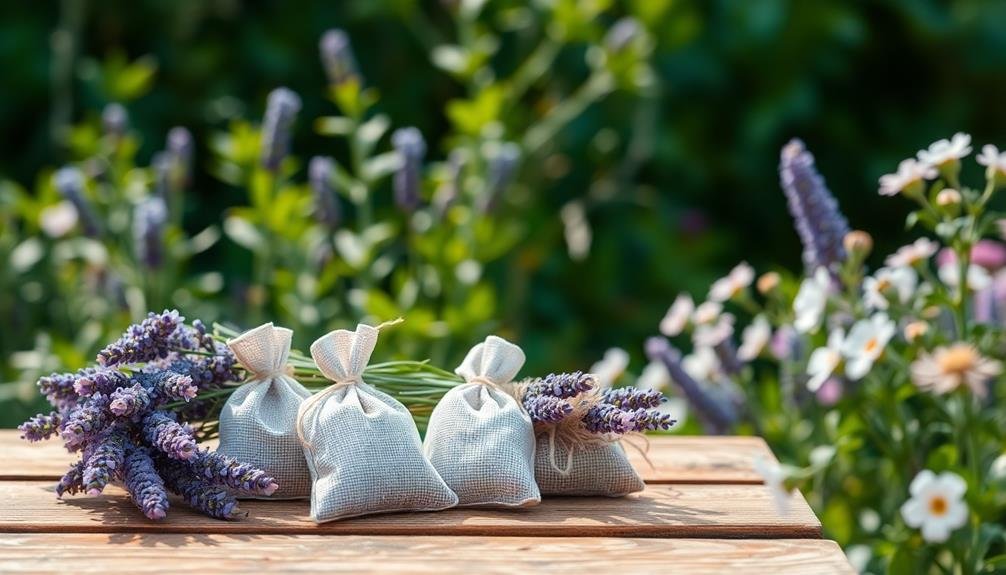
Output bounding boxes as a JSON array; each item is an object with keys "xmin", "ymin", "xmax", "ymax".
[
  {"xmin": 520, "ymin": 381, "xmax": 645, "ymax": 497},
  {"xmin": 219, "ymin": 322, "xmax": 312, "ymax": 499},
  {"xmin": 423, "ymin": 335, "xmax": 540, "ymax": 507},
  {"xmin": 296, "ymin": 323, "xmax": 458, "ymax": 523}
]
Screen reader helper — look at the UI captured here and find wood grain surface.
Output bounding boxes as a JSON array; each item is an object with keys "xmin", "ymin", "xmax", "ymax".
[
  {"xmin": 0, "ymin": 431, "xmax": 774, "ymax": 484},
  {"xmin": 0, "ymin": 481, "xmax": 820, "ymax": 538},
  {"xmin": 0, "ymin": 534, "xmax": 853, "ymax": 574}
]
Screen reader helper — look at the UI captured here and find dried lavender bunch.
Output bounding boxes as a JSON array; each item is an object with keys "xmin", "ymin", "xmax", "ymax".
[
  {"xmin": 97, "ymin": 310, "xmax": 184, "ymax": 366},
  {"xmin": 779, "ymin": 139, "xmax": 850, "ymax": 272},
  {"xmin": 602, "ymin": 387, "xmax": 664, "ymax": 410},
  {"xmin": 142, "ymin": 410, "xmax": 197, "ymax": 460},
  {"xmin": 524, "ymin": 395, "xmax": 573, "ymax": 424},
  {"xmin": 260, "ymin": 87, "xmax": 302, "ymax": 171},
  {"xmin": 392, "ymin": 127, "xmax": 426, "ymax": 212},
  {"xmin": 159, "ymin": 457, "xmax": 242, "ymax": 520},
  {"xmin": 18, "ymin": 411, "xmax": 62, "ymax": 442},
  {"xmin": 123, "ymin": 445, "xmax": 170, "ymax": 520},
  {"xmin": 526, "ymin": 371, "xmax": 595, "ymax": 399}
]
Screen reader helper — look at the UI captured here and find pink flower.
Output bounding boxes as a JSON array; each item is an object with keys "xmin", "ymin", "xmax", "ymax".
[{"xmin": 937, "ymin": 240, "xmax": 1006, "ymax": 271}]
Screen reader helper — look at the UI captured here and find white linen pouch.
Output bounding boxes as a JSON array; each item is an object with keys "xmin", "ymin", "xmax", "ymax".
[
  {"xmin": 218, "ymin": 323, "xmax": 312, "ymax": 499},
  {"xmin": 423, "ymin": 335, "xmax": 540, "ymax": 507},
  {"xmin": 297, "ymin": 324, "xmax": 458, "ymax": 523}
]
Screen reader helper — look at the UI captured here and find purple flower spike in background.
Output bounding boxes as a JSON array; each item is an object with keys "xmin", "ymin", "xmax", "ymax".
[
  {"xmin": 320, "ymin": 29, "xmax": 359, "ymax": 86},
  {"xmin": 97, "ymin": 310, "xmax": 184, "ymax": 367},
  {"xmin": 481, "ymin": 142, "xmax": 520, "ymax": 213},
  {"xmin": 142, "ymin": 411, "xmax": 197, "ymax": 460},
  {"xmin": 123, "ymin": 446, "xmax": 170, "ymax": 520},
  {"xmin": 53, "ymin": 166, "xmax": 101, "ymax": 237},
  {"xmin": 524, "ymin": 395, "xmax": 574, "ymax": 424},
  {"xmin": 309, "ymin": 156, "xmax": 341, "ymax": 230},
  {"xmin": 18, "ymin": 411, "xmax": 62, "ymax": 442},
  {"xmin": 133, "ymin": 197, "xmax": 168, "ymax": 269},
  {"xmin": 260, "ymin": 87, "xmax": 302, "ymax": 171},
  {"xmin": 392, "ymin": 127, "xmax": 426, "ymax": 212},
  {"xmin": 779, "ymin": 139, "xmax": 850, "ymax": 272},
  {"xmin": 166, "ymin": 126, "xmax": 194, "ymax": 186},
  {"xmin": 101, "ymin": 103, "xmax": 128, "ymax": 137}
]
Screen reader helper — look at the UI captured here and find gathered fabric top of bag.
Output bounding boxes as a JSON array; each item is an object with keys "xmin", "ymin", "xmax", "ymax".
[
  {"xmin": 227, "ymin": 322, "xmax": 294, "ymax": 380},
  {"xmin": 455, "ymin": 335, "xmax": 526, "ymax": 390}
]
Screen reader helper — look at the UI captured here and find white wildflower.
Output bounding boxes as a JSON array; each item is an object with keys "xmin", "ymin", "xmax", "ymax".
[
  {"xmin": 590, "ymin": 348, "xmax": 630, "ymax": 389},
  {"xmin": 737, "ymin": 315, "xmax": 771, "ymax": 361},
  {"xmin": 807, "ymin": 328, "xmax": 844, "ymax": 392},
  {"xmin": 900, "ymin": 470, "xmax": 969, "ymax": 543},
  {"xmin": 692, "ymin": 313, "xmax": 735, "ymax": 348},
  {"xmin": 885, "ymin": 238, "xmax": 939, "ymax": 268},
  {"xmin": 794, "ymin": 267, "xmax": 830, "ymax": 333},
  {"xmin": 692, "ymin": 301, "xmax": 723, "ymax": 325},
  {"xmin": 939, "ymin": 263, "xmax": 992, "ymax": 292},
  {"xmin": 879, "ymin": 159, "xmax": 937, "ymax": 196},
  {"xmin": 911, "ymin": 343, "xmax": 1003, "ymax": 398},
  {"xmin": 660, "ymin": 294, "xmax": 694, "ymax": 337},
  {"xmin": 708, "ymin": 261, "xmax": 755, "ymax": 302},
  {"xmin": 917, "ymin": 132, "xmax": 972, "ymax": 168},
  {"xmin": 863, "ymin": 266, "xmax": 918, "ymax": 310},
  {"xmin": 841, "ymin": 313, "xmax": 896, "ymax": 380},
  {"xmin": 977, "ymin": 144, "xmax": 1006, "ymax": 182},
  {"xmin": 39, "ymin": 201, "xmax": 79, "ymax": 238}
]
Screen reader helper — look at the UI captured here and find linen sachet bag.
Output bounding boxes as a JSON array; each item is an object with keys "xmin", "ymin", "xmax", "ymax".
[
  {"xmin": 423, "ymin": 335, "xmax": 540, "ymax": 507},
  {"xmin": 523, "ymin": 376, "xmax": 645, "ymax": 497},
  {"xmin": 218, "ymin": 322, "xmax": 312, "ymax": 499},
  {"xmin": 296, "ymin": 324, "xmax": 458, "ymax": 523}
]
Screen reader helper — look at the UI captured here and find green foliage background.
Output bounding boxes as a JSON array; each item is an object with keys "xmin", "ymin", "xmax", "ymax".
[{"xmin": 2, "ymin": 0, "xmax": 1005, "ymax": 423}]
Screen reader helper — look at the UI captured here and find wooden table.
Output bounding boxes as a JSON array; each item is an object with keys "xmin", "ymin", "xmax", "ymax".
[{"xmin": 0, "ymin": 430, "xmax": 853, "ymax": 573}]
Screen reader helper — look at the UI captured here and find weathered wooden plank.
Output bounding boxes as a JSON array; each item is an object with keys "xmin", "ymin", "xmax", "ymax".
[
  {"xmin": 0, "ymin": 481, "xmax": 820, "ymax": 539},
  {"xmin": 0, "ymin": 534, "xmax": 854, "ymax": 574},
  {"xmin": 0, "ymin": 430, "xmax": 774, "ymax": 484}
]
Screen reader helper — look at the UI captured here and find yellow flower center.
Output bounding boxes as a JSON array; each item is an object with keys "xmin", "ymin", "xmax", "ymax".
[
  {"xmin": 928, "ymin": 495, "xmax": 948, "ymax": 517},
  {"xmin": 864, "ymin": 338, "xmax": 879, "ymax": 354},
  {"xmin": 876, "ymin": 279, "xmax": 891, "ymax": 292},
  {"xmin": 938, "ymin": 344, "xmax": 978, "ymax": 376}
]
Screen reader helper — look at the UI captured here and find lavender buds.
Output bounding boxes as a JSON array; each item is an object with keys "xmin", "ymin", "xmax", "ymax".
[
  {"xmin": 260, "ymin": 87, "xmax": 302, "ymax": 172},
  {"xmin": 392, "ymin": 127, "xmax": 426, "ymax": 212}
]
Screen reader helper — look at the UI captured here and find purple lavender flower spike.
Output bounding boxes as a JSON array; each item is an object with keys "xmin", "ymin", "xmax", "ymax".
[
  {"xmin": 583, "ymin": 404, "xmax": 637, "ymax": 435},
  {"xmin": 97, "ymin": 310, "xmax": 184, "ymax": 366},
  {"xmin": 56, "ymin": 461, "xmax": 86, "ymax": 498},
  {"xmin": 18, "ymin": 411, "xmax": 62, "ymax": 442},
  {"xmin": 37, "ymin": 371, "xmax": 81, "ymax": 410},
  {"xmin": 60, "ymin": 394, "xmax": 111, "ymax": 449},
  {"xmin": 191, "ymin": 450, "xmax": 279, "ymax": 496},
  {"xmin": 167, "ymin": 127, "xmax": 194, "ymax": 186},
  {"xmin": 526, "ymin": 371, "xmax": 595, "ymax": 399},
  {"xmin": 480, "ymin": 142, "xmax": 520, "ymax": 213},
  {"xmin": 260, "ymin": 87, "xmax": 302, "ymax": 172},
  {"xmin": 626, "ymin": 408, "xmax": 676, "ymax": 432},
  {"xmin": 320, "ymin": 29, "xmax": 359, "ymax": 86},
  {"xmin": 524, "ymin": 395, "xmax": 573, "ymax": 424},
  {"xmin": 109, "ymin": 383, "xmax": 152, "ymax": 418},
  {"xmin": 74, "ymin": 368, "xmax": 130, "ymax": 397},
  {"xmin": 309, "ymin": 156, "xmax": 341, "ymax": 230},
  {"xmin": 645, "ymin": 337, "xmax": 738, "ymax": 435},
  {"xmin": 133, "ymin": 196, "xmax": 167, "ymax": 269},
  {"xmin": 392, "ymin": 127, "xmax": 426, "ymax": 212},
  {"xmin": 602, "ymin": 387, "xmax": 665, "ymax": 410},
  {"xmin": 53, "ymin": 166, "xmax": 101, "ymax": 237},
  {"xmin": 102, "ymin": 103, "xmax": 129, "ymax": 137},
  {"xmin": 123, "ymin": 446, "xmax": 170, "ymax": 520},
  {"xmin": 779, "ymin": 139, "xmax": 850, "ymax": 272},
  {"xmin": 142, "ymin": 411, "xmax": 197, "ymax": 460},
  {"xmin": 166, "ymin": 349, "xmax": 239, "ymax": 391},
  {"xmin": 159, "ymin": 457, "xmax": 243, "ymax": 520},
  {"xmin": 134, "ymin": 370, "xmax": 197, "ymax": 403},
  {"xmin": 82, "ymin": 431, "xmax": 127, "ymax": 495}
]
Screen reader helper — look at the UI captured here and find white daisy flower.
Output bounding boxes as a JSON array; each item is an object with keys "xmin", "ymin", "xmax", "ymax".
[
  {"xmin": 590, "ymin": 348, "xmax": 630, "ymax": 389},
  {"xmin": 708, "ymin": 261, "xmax": 755, "ymax": 302},
  {"xmin": 807, "ymin": 328, "xmax": 844, "ymax": 392},
  {"xmin": 911, "ymin": 343, "xmax": 1003, "ymax": 398},
  {"xmin": 863, "ymin": 266, "xmax": 918, "ymax": 310},
  {"xmin": 737, "ymin": 315, "xmax": 771, "ymax": 361},
  {"xmin": 794, "ymin": 267, "xmax": 830, "ymax": 333},
  {"xmin": 635, "ymin": 361, "xmax": 670, "ymax": 392},
  {"xmin": 900, "ymin": 470, "xmax": 969, "ymax": 543},
  {"xmin": 39, "ymin": 201, "xmax": 79, "ymax": 238},
  {"xmin": 841, "ymin": 313, "xmax": 896, "ymax": 380},
  {"xmin": 692, "ymin": 301, "xmax": 723, "ymax": 325},
  {"xmin": 753, "ymin": 456, "xmax": 791, "ymax": 515},
  {"xmin": 879, "ymin": 159, "xmax": 937, "ymax": 196},
  {"xmin": 939, "ymin": 263, "xmax": 992, "ymax": 292},
  {"xmin": 977, "ymin": 144, "xmax": 1006, "ymax": 182},
  {"xmin": 660, "ymin": 294, "xmax": 694, "ymax": 337},
  {"xmin": 917, "ymin": 132, "xmax": 972, "ymax": 168},
  {"xmin": 692, "ymin": 313, "xmax": 735, "ymax": 348},
  {"xmin": 682, "ymin": 346, "xmax": 722, "ymax": 383},
  {"xmin": 885, "ymin": 238, "xmax": 939, "ymax": 268}
]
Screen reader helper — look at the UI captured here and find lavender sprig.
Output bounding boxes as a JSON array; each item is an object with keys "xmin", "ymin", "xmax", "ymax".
[
  {"xmin": 97, "ymin": 310, "xmax": 184, "ymax": 367},
  {"xmin": 82, "ymin": 431, "xmax": 127, "ymax": 495},
  {"xmin": 108, "ymin": 383, "xmax": 152, "ymax": 418},
  {"xmin": 526, "ymin": 371, "xmax": 595, "ymax": 399},
  {"xmin": 319, "ymin": 29, "xmax": 359, "ymax": 86},
  {"xmin": 602, "ymin": 387, "xmax": 664, "ymax": 410},
  {"xmin": 74, "ymin": 369, "xmax": 129, "ymax": 397},
  {"xmin": 102, "ymin": 103, "xmax": 129, "ymax": 137},
  {"xmin": 53, "ymin": 166, "xmax": 101, "ymax": 237},
  {"xmin": 37, "ymin": 371, "xmax": 81, "ymax": 410},
  {"xmin": 135, "ymin": 370, "xmax": 198, "ymax": 403},
  {"xmin": 190, "ymin": 450, "xmax": 279, "ymax": 496},
  {"xmin": 628, "ymin": 409, "xmax": 676, "ymax": 432},
  {"xmin": 583, "ymin": 404, "xmax": 637, "ymax": 435},
  {"xmin": 123, "ymin": 446, "xmax": 169, "ymax": 520},
  {"xmin": 524, "ymin": 395, "xmax": 573, "ymax": 424},
  {"xmin": 133, "ymin": 197, "xmax": 168, "ymax": 269},
  {"xmin": 392, "ymin": 127, "xmax": 426, "ymax": 212},
  {"xmin": 142, "ymin": 411, "xmax": 197, "ymax": 460},
  {"xmin": 18, "ymin": 411, "xmax": 62, "ymax": 442},
  {"xmin": 56, "ymin": 461, "xmax": 86, "ymax": 498},
  {"xmin": 159, "ymin": 457, "xmax": 242, "ymax": 520},
  {"xmin": 480, "ymin": 142, "xmax": 520, "ymax": 213},
  {"xmin": 260, "ymin": 87, "xmax": 302, "ymax": 172},
  {"xmin": 165, "ymin": 350, "xmax": 238, "ymax": 391},
  {"xmin": 167, "ymin": 127, "xmax": 194, "ymax": 187},
  {"xmin": 779, "ymin": 139, "xmax": 850, "ymax": 272},
  {"xmin": 61, "ymin": 394, "xmax": 111, "ymax": 449},
  {"xmin": 309, "ymin": 156, "xmax": 341, "ymax": 229}
]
